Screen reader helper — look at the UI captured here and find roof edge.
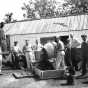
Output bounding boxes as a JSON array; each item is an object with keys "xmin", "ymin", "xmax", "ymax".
[
  {"xmin": 5, "ymin": 13, "xmax": 88, "ymax": 24},
  {"xmin": 8, "ymin": 29, "xmax": 88, "ymax": 36}
]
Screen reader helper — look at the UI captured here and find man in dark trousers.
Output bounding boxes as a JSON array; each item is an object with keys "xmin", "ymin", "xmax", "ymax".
[
  {"xmin": 69, "ymin": 34, "xmax": 80, "ymax": 74},
  {"xmin": 81, "ymin": 34, "xmax": 88, "ymax": 76},
  {"xmin": 12, "ymin": 41, "xmax": 20, "ymax": 69}
]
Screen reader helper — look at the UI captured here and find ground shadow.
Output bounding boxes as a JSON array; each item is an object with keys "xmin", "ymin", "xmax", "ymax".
[
  {"xmin": 76, "ymin": 75, "xmax": 88, "ymax": 79},
  {"xmin": 82, "ymin": 81, "xmax": 88, "ymax": 84}
]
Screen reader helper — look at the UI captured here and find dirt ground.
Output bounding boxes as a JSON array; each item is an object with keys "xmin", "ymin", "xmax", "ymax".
[{"xmin": 0, "ymin": 70, "xmax": 88, "ymax": 88}]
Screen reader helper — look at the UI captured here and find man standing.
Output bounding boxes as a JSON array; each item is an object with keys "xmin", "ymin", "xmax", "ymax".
[
  {"xmin": 13, "ymin": 41, "xmax": 21, "ymax": 54},
  {"xmin": 69, "ymin": 34, "xmax": 80, "ymax": 74},
  {"xmin": 0, "ymin": 22, "xmax": 5, "ymax": 73},
  {"xmin": 12, "ymin": 41, "xmax": 21, "ymax": 69},
  {"xmin": 56, "ymin": 36, "xmax": 65, "ymax": 69},
  {"xmin": 23, "ymin": 40, "xmax": 29, "ymax": 54},
  {"xmin": 81, "ymin": 34, "xmax": 88, "ymax": 76},
  {"xmin": 22, "ymin": 40, "xmax": 32, "ymax": 69}
]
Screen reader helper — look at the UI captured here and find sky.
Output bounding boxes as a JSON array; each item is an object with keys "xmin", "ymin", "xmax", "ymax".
[{"xmin": 0, "ymin": 0, "xmax": 65, "ymax": 22}]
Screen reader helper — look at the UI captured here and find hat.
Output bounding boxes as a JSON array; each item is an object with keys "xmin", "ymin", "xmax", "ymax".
[
  {"xmin": 14, "ymin": 41, "xmax": 18, "ymax": 43},
  {"xmin": 25, "ymin": 40, "xmax": 28, "ymax": 42},
  {"xmin": 81, "ymin": 34, "xmax": 87, "ymax": 38}
]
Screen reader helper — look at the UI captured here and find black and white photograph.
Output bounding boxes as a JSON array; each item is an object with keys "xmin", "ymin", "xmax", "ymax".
[{"xmin": 0, "ymin": 0, "xmax": 88, "ymax": 88}]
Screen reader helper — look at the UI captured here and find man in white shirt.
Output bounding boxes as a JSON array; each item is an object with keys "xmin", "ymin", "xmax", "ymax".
[
  {"xmin": 23, "ymin": 40, "xmax": 29, "ymax": 54},
  {"xmin": 44, "ymin": 40, "xmax": 55, "ymax": 58},
  {"xmin": 13, "ymin": 41, "xmax": 20, "ymax": 54},
  {"xmin": 55, "ymin": 36, "xmax": 65, "ymax": 70},
  {"xmin": 37, "ymin": 41, "xmax": 44, "ymax": 51},
  {"xmin": 12, "ymin": 41, "xmax": 21, "ymax": 69},
  {"xmin": 22, "ymin": 40, "xmax": 33, "ymax": 69}
]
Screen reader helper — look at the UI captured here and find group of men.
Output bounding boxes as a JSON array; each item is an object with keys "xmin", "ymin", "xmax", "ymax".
[
  {"xmin": 12, "ymin": 39, "xmax": 43, "ymax": 69},
  {"xmin": 11, "ymin": 37, "xmax": 65, "ymax": 70},
  {"xmin": 65, "ymin": 34, "xmax": 88, "ymax": 76},
  {"xmin": 0, "ymin": 21, "xmax": 88, "ymax": 78},
  {"xmin": 11, "ymin": 34, "xmax": 88, "ymax": 77}
]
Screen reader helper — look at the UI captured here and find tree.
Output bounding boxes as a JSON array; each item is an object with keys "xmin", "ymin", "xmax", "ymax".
[
  {"xmin": 22, "ymin": 2, "xmax": 35, "ymax": 19},
  {"xmin": 34, "ymin": 0, "xmax": 56, "ymax": 18},
  {"xmin": 22, "ymin": 0, "xmax": 88, "ymax": 19},
  {"xmin": 4, "ymin": 12, "xmax": 17, "ymax": 23},
  {"xmin": 63, "ymin": 0, "xmax": 88, "ymax": 14},
  {"xmin": 21, "ymin": 0, "xmax": 57, "ymax": 19},
  {"xmin": 4, "ymin": 13, "xmax": 13, "ymax": 23}
]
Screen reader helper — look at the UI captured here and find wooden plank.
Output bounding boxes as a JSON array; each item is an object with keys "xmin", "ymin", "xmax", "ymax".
[
  {"xmin": 12, "ymin": 71, "xmax": 33, "ymax": 79},
  {"xmin": 33, "ymin": 67, "xmax": 65, "ymax": 79}
]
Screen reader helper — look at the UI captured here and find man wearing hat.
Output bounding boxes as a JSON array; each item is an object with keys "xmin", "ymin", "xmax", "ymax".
[
  {"xmin": 12, "ymin": 41, "xmax": 21, "ymax": 69},
  {"xmin": 81, "ymin": 34, "xmax": 88, "ymax": 76}
]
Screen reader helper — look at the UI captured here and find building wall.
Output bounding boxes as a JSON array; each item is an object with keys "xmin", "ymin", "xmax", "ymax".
[{"xmin": 9, "ymin": 29, "xmax": 88, "ymax": 50}]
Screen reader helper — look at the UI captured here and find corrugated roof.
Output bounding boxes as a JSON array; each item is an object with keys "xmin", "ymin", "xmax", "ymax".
[{"xmin": 3, "ymin": 14, "xmax": 88, "ymax": 35}]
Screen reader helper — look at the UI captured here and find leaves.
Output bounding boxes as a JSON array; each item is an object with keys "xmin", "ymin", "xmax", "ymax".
[
  {"xmin": 21, "ymin": 0, "xmax": 88, "ymax": 19},
  {"xmin": 64, "ymin": 0, "xmax": 88, "ymax": 14},
  {"xmin": 21, "ymin": 0, "xmax": 57, "ymax": 19},
  {"xmin": 4, "ymin": 13, "xmax": 13, "ymax": 23}
]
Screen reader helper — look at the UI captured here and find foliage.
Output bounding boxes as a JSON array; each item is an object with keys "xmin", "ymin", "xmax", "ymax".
[
  {"xmin": 22, "ymin": 0, "xmax": 57, "ymax": 19},
  {"xmin": 22, "ymin": 0, "xmax": 88, "ymax": 19},
  {"xmin": 4, "ymin": 13, "xmax": 13, "ymax": 23},
  {"xmin": 4, "ymin": 13, "xmax": 17, "ymax": 23},
  {"xmin": 63, "ymin": 0, "xmax": 88, "ymax": 14}
]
